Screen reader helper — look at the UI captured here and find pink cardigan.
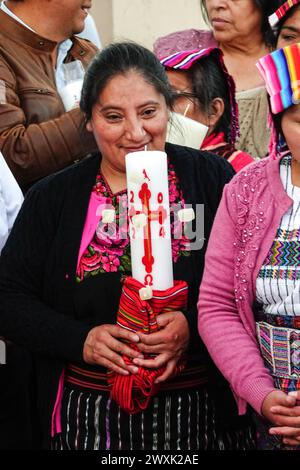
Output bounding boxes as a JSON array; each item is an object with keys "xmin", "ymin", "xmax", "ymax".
[{"xmin": 198, "ymin": 155, "xmax": 293, "ymax": 416}]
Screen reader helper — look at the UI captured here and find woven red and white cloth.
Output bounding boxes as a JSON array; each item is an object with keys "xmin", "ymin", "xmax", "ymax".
[
  {"xmin": 269, "ymin": 0, "xmax": 300, "ymax": 27},
  {"xmin": 108, "ymin": 276, "xmax": 188, "ymax": 414}
]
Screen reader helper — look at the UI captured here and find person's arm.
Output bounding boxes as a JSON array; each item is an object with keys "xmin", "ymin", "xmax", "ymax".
[
  {"xmin": 0, "ymin": 179, "xmax": 144, "ymax": 373},
  {"xmin": 198, "ymin": 183, "xmax": 275, "ymax": 415},
  {"xmin": 0, "ymin": 152, "xmax": 23, "ymax": 252},
  {"xmin": 0, "ymin": 183, "xmax": 90, "ymax": 360},
  {"xmin": 0, "ymin": 54, "xmax": 97, "ymax": 188},
  {"xmin": 0, "ymin": 151, "xmax": 23, "ymax": 225}
]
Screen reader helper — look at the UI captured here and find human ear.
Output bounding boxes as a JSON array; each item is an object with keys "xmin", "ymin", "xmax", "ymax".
[
  {"xmin": 86, "ymin": 120, "xmax": 93, "ymax": 132},
  {"xmin": 208, "ymin": 98, "xmax": 225, "ymax": 128}
]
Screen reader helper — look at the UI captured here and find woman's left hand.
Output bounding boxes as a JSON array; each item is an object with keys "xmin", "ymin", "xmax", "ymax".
[
  {"xmin": 132, "ymin": 310, "xmax": 190, "ymax": 383},
  {"xmin": 268, "ymin": 391, "xmax": 300, "ymax": 446}
]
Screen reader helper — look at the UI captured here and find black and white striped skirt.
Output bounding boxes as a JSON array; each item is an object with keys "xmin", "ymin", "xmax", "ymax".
[{"xmin": 52, "ymin": 385, "xmax": 256, "ymax": 450}]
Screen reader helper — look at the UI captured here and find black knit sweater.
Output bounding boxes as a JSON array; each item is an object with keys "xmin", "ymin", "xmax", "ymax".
[{"xmin": 0, "ymin": 143, "xmax": 234, "ymax": 447}]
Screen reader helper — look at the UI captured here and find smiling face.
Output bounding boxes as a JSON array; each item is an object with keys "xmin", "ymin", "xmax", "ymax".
[
  {"xmin": 49, "ymin": 0, "xmax": 92, "ymax": 37},
  {"xmin": 6, "ymin": 0, "xmax": 92, "ymax": 40},
  {"xmin": 204, "ymin": 0, "xmax": 263, "ymax": 44},
  {"xmin": 277, "ymin": 7, "xmax": 300, "ymax": 48},
  {"xmin": 86, "ymin": 70, "xmax": 170, "ymax": 174}
]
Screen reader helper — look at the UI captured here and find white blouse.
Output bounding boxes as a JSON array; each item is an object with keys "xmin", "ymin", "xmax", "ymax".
[
  {"xmin": 256, "ymin": 155, "xmax": 300, "ymax": 317},
  {"xmin": 0, "ymin": 152, "xmax": 23, "ymax": 253}
]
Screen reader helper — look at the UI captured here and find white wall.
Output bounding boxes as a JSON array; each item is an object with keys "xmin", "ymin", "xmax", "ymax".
[
  {"xmin": 91, "ymin": 0, "xmax": 208, "ymax": 49},
  {"xmin": 91, "ymin": 0, "xmax": 113, "ymax": 46}
]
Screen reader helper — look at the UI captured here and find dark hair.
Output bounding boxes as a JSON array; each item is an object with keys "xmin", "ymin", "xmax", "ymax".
[
  {"xmin": 80, "ymin": 42, "xmax": 173, "ymax": 121},
  {"xmin": 169, "ymin": 52, "xmax": 236, "ymax": 143},
  {"xmin": 275, "ymin": 4, "xmax": 300, "ymax": 41},
  {"xmin": 177, "ymin": 55, "xmax": 232, "ymax": 139},
  {"xmin": 200, "ymin": 0, "xmax": 282, "ymax": 47}
]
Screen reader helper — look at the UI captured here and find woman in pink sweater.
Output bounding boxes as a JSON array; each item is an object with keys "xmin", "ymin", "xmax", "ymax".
[{"xmin": 198, "ymin": 43, "xmax": 300, "ymax": 450}]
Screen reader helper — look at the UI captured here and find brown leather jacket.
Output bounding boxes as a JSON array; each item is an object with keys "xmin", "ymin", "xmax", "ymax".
[{"xmin": 0, "ymin": 9, "xmax": 98, "ymax": 190}]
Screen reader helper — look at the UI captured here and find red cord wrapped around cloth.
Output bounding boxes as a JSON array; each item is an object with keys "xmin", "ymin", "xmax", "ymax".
[{"xmin": 107, "ymin": 276, "xmax": 188, "ymax": 414}]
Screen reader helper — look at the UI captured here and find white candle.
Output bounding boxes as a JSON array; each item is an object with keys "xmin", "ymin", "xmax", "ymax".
[{"xmin": 125, "ymin": 151, "xmax": 173, "ymax": 290}]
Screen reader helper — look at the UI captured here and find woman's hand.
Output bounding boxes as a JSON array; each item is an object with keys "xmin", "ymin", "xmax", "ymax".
[
  {"xmin": 83, "ymin": 324, "xmax": 143, "ymax": 375},
  {"xmin": 265, "ymin": 390, "xmax": 300, "ymax": 446},
  {"xmin": 132, "ymin": 310, "xmax": 190, "ymax": 383},
  {"xmin": 262, "ymin": 390, "xmax": 300, "ymax": 446}
]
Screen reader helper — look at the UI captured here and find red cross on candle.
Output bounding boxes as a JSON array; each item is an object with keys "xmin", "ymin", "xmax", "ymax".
[{"xmin": 129, "ymin": 181, "xmax": 168, "ymax": 286}]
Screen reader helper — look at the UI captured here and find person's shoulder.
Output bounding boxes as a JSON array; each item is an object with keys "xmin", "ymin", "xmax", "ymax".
[
  {"xmin": 229, "ymin": 156, "xmax": 270, "ymax": 186},
  {"xmin": 28, "ymin": 153, "xmax": 100, "ymax": 196},
  {"xmin": 167, "ymin": 142, "xmax": 234, "ymax": 175}
]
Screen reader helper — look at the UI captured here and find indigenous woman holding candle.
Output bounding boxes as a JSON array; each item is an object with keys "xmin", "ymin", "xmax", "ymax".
[
  {"xmin": 0, "ymin": 42, "xmax": 254, "ymax": 450},
  {"xmin": 198, "ymin": 43, "xmax": 300, "ymax": 450}
]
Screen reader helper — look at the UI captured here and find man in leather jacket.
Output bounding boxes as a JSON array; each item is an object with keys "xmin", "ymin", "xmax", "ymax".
[{"xmin": 0, "ymin": 0, "xmax": 98, "ymax": 190}]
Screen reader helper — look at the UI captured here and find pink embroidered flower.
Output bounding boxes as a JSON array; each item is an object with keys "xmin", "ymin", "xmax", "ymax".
[
  {"xmin": 95, "ymin": 182, "xmax": 107, "ymax": 194},
  {"xmin": 102, "ymin": 254, "xmax": 121, "ymax": 272},
  {"xmin": 96, "ymin": 222, "xmax": 129, "ymax": 250},
  {"xmin": 78, "ymin": 163, "xmax": 191, "ymax": 282},
  {"xmin": 172, "ymin": 238, "xmax": 181, "ymax": 263},
  {"xmin": 77, "ymin": 250, "xmax": 102, "ymax": 280},
  {"xmin": 169, "ymin": 185, "xmax": 180, "ymax": 204}
]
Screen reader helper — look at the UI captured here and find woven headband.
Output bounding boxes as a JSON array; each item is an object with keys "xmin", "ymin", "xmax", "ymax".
[
  {"xmin": 257, "ymin": 42, "xmax": 300, "ymax": 114},
  {"xmin": 269, "ymin": 0, "xmax": 300, "ymax": 28}
]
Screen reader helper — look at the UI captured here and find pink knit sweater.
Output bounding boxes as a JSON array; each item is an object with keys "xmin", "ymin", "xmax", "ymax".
[{"xmin": 198, "ymin": 155, "xmax": 293, "ymax": 415}]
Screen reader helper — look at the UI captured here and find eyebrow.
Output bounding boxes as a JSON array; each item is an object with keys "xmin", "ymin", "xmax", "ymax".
[
  {"xmin": 280, "ymin": 25, "xmax": 300, "ymax": 34},
  {"xmin": 97, "ymin": 100, "xmax": 161, "ymax": 112}
]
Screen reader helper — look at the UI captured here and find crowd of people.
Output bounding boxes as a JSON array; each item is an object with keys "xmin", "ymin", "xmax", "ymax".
[{"xmin": 1, "ymin": 0, "xmax": 300, "ymax": 451}]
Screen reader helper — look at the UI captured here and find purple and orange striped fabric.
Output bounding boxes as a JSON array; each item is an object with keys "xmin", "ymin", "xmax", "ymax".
[
  {"xmin": 257, "ymin": 43, "xmax": 300, "ymax": 114},
  {"xmin": 269, "ymin": 0, "xmax": 300, "ymax": 27},
  {"xmin": 108, "ymin": 276, "xmax": 188, "ymax": 414}
]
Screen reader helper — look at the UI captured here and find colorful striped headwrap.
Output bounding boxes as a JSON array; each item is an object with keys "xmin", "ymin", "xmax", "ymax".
[
  {"xmin": 257, "ymin": 43, "xmax": 300, "ymax": 115},
  {"xmin": 257, "ymin": 43, "xmax": 300, "ymax": 158},
  {"xmin": 269, "ymin": 0, "xmax": 300, "ymax": 28},
  {"xmin": 108, "ymin": 276, "xmax": 188, "ymax": 414},
  {"xmin": 160, "ymin": 47, "xmax": 239, "ymax": 146}
]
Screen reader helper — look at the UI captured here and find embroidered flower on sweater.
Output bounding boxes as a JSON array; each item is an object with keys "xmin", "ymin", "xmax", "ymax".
[{"xmin": 76, "ymin": 162, "xmax": 190, "ymax": 282}]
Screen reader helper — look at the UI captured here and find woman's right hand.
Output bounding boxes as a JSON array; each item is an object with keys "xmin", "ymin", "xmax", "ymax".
[
  {"xmin": 83, "ymin": 324, "xmax": 143, "ymax": 375},
  {"xmin": 261, "ymin": 390, "xmax": 300, "ymax": 445},
  {"xmin": 262, "ymin": 390, "xmax": 300, "ymax": 446}
]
